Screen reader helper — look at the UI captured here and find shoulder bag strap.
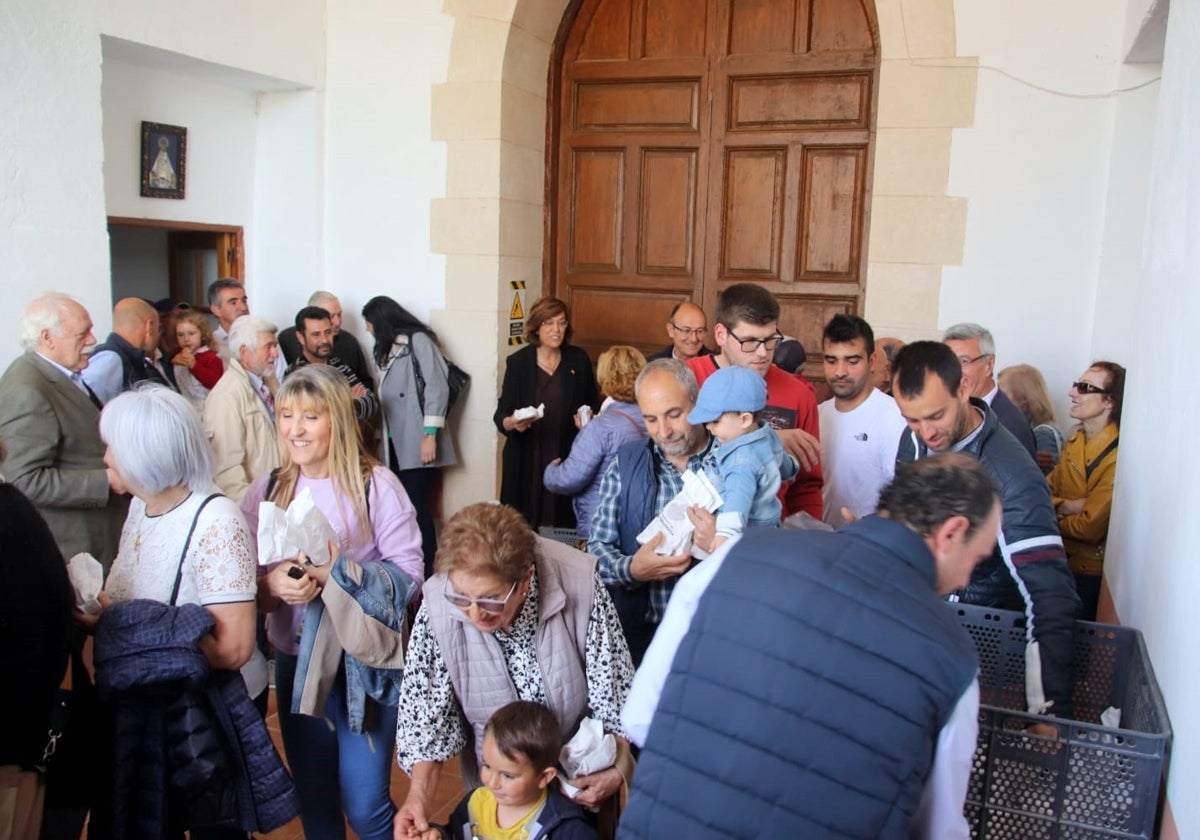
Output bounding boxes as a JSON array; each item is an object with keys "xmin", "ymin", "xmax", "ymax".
[
  {"xmin": 409, "ymin": 340, "xmax": 427, "ymax": 415},
  {"xmin": 170, "ymin": 493, "xmax": 223, "ymax": 606},
  {"xmin": 1085, "ymin": 437, "xmax": 1119, "ymax": 481}
]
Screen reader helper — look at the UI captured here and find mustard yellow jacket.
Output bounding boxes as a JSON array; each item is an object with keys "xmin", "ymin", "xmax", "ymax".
[{"xmin": 1047, "ymin": 422, "xmax": 1119, "ymax": 573}]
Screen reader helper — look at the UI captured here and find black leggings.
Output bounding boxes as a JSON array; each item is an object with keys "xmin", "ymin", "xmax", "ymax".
[{"xmin": 388, "ymin": 440, "xmax": 438, "ymax": 579}]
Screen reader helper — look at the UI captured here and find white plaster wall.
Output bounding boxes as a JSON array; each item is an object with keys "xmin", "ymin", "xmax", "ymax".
[
  {"xmin": 943, "ymin": 0, "xmax": 1128, "ymax": 423},
  {"xmin": 1, "ymin": 1, "xmax": 113, "ymax": 349},
  {"xmin": 0, "ymin": 0, "xmax": 325, "ymax": 367},
  {"xmin": 321, "ymin": 0, "xmax": 453, "ymax": 349},
  {"xmin": 1091, "ymin": 64, "xmax": 1159, "ymax": 369},
  {"xmin": 96, "ymin": 0, "xmax": 325, "ymax": 89},
  {"xmin": 1105, "ymin": 1, "xmax": 1200, "ymax": 832},
  {"xmin": 251, "ymin": 90, "xmax": 325, "ymax": 325},
  {"xmin": 102, "ymin": 57, "xmax": 260, "ymax": 227}
]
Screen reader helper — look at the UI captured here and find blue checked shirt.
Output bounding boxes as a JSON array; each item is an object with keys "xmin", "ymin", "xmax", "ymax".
[{"xmin": 588, "ymin": 436, "xmax": 716, "ymax": 624}]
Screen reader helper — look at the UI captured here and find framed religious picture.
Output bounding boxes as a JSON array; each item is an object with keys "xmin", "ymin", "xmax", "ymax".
[{"xmin": 140, "ymin": 121, "xmax": 187, "ymax": 199}]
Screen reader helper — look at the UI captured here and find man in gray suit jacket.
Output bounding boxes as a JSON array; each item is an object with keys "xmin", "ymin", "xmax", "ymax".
[{"xmin": 0, "ymin": 294, "xmax": 128, "ymax": 568}]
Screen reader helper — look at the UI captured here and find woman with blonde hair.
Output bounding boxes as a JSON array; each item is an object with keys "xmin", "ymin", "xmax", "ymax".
[
  {"xmin": 998, "ymin": 363, "xmax": 1065, "ymax": 472},
  {"xmin": 242, "ymin": 365, "xmax": 423, "ymax": 839},
  {"xmin": 544, "ymin": 345, "xmax": 648, "ymax": 539}
]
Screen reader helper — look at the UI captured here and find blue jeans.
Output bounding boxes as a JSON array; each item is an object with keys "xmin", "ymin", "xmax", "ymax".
[{"xmin": 274, "ymin": 653, "xmax": 397, "ymax": 840}]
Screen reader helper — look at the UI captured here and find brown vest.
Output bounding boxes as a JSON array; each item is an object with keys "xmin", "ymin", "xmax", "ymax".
[{"xmin": 423, "ymin": 536, "xmax": 595, "ymax": 787}]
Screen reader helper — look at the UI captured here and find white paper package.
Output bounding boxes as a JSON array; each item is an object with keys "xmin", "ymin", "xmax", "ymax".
[{"xmin": 256, "ymin": 486, "xmax": 337, "ymax": 567}]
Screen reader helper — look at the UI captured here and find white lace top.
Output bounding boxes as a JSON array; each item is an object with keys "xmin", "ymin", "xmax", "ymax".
[
  {"xmin": 105, "ymin": 491, "xmax": 266, "ymax": 696},
  {"xmin": 106, "ymin": 492, "xmax": 256, "ymax": 607}
]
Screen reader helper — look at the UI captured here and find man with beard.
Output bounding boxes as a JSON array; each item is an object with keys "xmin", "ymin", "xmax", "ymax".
[
  {"xmin": 818, "ymin": 314, "xmax": 907, "ymax": 527},
  {"xmin": 283, "ymin": 306, "xmax": 379, "ymax": 421},
  {"xmin": 277, "ymin": 290, "xmax": 374, "ymax": 388},
  {"xmin": 588, "ymin": 358, "xmax": 717, "ymax": 665},
  {"xmin": 892, "ymin": 341, "xmax": 1079, "ymax": 721}
]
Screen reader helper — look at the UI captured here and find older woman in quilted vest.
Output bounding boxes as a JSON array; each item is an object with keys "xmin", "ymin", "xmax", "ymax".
[{"xmin": 394, "ymin": 503, "xmax": 635, "ymax": 838}]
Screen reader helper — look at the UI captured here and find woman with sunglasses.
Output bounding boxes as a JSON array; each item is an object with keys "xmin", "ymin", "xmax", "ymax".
[
  {"xmin": 1047, "ymin": 362, "xmax": 1126, "ymax": 620},
  {"xmin": 243, "ymin": 365, "xmax": 423, "ymax": 840},
  {"xmin": 394, "ymin": 503, "xmax": 634, "ymax": 838}
]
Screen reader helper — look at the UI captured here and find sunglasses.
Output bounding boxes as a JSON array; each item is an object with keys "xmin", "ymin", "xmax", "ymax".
[
  {"xmin": 444, "ymin": 578, "xmax": 520, "ymax": 614},
  {"xmin": 1072, "ymin": 381, "xmax": 1109, "ymax": 395}
]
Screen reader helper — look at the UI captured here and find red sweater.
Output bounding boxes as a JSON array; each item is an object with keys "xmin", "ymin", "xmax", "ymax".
[
  {"xmin": 687, "ymin": 356, "xmax": 824, "ymax": 520},
  {"xmin": 188, "ymin": 348, "xmax": 224, "ymax": 390}
]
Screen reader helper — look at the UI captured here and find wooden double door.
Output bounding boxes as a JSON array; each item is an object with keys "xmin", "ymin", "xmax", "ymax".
[{"xmin": 550, "ymin": 0, "xmax": 879, "ymax": 373}]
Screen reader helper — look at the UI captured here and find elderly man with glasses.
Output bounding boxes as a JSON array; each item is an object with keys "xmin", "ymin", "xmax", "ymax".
[
  {"xmin": 943, "ymin": 322, "xmax": 1038, "ymax": 461},
  {"xmin": 646, "ymin": 301, "xmax": 714, "ymax": 362},
  {"xmin": 686, "ymin": 283, "xmax": 824, "ymax": 519}
]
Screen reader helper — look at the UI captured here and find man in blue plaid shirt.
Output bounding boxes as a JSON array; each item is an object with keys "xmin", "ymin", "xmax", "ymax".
[{"xmin": 587, "ymin": 358, "xmax": 717, "ymax": 664}]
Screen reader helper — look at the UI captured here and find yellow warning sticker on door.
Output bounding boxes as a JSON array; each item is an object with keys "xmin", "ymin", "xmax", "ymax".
[{"xmin": 509, "ymin": 293, "xmax": 524, "ymax": 321}]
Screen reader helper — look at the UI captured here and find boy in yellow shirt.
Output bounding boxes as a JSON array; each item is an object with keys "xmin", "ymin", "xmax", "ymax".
[{"xmin": 422, "ymin": 701, "xmax": 596, "ymax": 840}]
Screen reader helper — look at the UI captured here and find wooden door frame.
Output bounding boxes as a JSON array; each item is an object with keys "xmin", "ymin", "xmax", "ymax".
[{"xmin": 107, "ymin": 216, "xmax": 245, "ymax": 292}]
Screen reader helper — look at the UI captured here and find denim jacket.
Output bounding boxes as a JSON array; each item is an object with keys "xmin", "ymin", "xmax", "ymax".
[
  {"xmin": 707, "ymin": 424, "xmax": 798, "ymax": 536},
  {"xmin": 292, "ymin": 556, "xmax": 419, "ymax": 732}
]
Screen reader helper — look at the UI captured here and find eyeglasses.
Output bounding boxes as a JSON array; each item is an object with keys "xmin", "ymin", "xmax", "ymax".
[
  {"xmin": 669, "ymin": 322, "xmax": 707, "ymax": 338},
  {"xmin": 1072, "ymin": 381, "xmax": 1109, "ymax": 395},
  {"xmin": 956, "ymin": 354, "xmax": 992, "ymax": 367},
  {"xmin": 727, "ymin": 329, "xmax": 784, "ymax": 354},
  {"xmin": 444, "ymin": 579, "xmax": 520, "ymax": 614}
]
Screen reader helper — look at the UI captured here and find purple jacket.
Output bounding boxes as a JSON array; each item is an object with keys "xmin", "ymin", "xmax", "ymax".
[{"xmin": 543, "ymin": 399, "xmax": 647, "ymax": 538}]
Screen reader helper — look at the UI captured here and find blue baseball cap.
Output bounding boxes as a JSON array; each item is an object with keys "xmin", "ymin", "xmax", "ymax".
[{"xmin": 687, "ymin": 365, "xmax": 767, "ymax": 424}]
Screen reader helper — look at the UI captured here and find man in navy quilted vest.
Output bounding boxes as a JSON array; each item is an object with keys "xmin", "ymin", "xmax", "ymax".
[{"xmin": 619, "ymin": 454, "xmax": 1000, "ymax": 839}]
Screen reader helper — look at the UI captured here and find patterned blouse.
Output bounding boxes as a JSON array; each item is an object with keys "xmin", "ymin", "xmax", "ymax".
[{"xmin": 396, "ymin": 568, "xmax": 633, "ymax": 772}]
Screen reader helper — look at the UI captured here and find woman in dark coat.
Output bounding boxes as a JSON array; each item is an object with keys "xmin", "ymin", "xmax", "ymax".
[{"xmin": 494, "ymin": 297, "xmax": 598, "ymax": 529}]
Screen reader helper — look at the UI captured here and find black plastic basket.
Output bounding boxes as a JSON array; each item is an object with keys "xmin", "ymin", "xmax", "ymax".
[
  {"xmin": 953, "ymin": 604, "xmax": 1171, "ymax": 839},
  {"xmin": 538, "ymin": 526, "xmax": 583, "ymax": 547}
]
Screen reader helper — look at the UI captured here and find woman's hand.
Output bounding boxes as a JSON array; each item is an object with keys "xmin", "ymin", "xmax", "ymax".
[
  {"xmin": 569, "ymin": 766, "xmax": 624, "ymax": 808},
  {"xmin": 395, "ymin": 796, "xmax": 430, "ymax": 838},
  {"xmin": 171, "ymin": 349, "xmax": 196, "ymax": 369},
  {"xmin": 503, "ymin": 414, "xmax": 537, "ymax": 433},
  {"xmin": 420, "ymin": 435, "xmax": 437, "ymax": 465},
  {"xmin": 301, "ymin": 541, "xmax": 340, "ymax": 587},
  {"xmin": 1057, "ymin": 497, "xmax": 1086, "ymax": 517},
  {"xmin": 264, "ymin": 560, "xmax": 321, "ymax": 605},
  {"xmin": 73, "ymin": 592, "xmax": 111, "ymax": 634}
]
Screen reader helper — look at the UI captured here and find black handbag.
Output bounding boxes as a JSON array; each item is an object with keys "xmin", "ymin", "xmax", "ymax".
[{"xmin": 410, "ymin": 343, "xmax": 470, "ymax": 413}]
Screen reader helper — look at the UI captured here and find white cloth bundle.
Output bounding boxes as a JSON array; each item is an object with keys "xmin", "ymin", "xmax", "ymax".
[{"xmin": 256, "ymin": 486, "xmax": 336, "ymax": 567}]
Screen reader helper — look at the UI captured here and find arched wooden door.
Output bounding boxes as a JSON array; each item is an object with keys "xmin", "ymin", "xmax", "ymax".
[{"xmin": 549, "ymin": 0, "xmax": 878, "ymax": 373}]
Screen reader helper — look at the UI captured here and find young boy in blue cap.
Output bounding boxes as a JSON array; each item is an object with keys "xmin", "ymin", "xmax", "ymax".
[{"xmin": 688, "ymin": 365, "xmax": 798, "ymax": 549}]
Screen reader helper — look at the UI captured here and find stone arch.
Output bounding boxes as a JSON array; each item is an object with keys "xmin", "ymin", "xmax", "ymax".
[{"xmin": 430, "ymin": 0, "xmax": 974, "ymax": 512}]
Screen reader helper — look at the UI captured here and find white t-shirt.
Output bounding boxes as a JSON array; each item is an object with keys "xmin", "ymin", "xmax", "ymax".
[
  {"xmin": 818, "ymin": 388, "xmax": 908, "ymax": 527},
  {"xmin": 105, "ymin": 491, "xmax": 267, "ymax": 696}
]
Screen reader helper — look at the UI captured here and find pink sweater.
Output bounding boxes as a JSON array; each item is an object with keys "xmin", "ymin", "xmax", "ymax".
[{"xmin": 242, "ymin": 465, "xmax": 423, "ymax": 655}]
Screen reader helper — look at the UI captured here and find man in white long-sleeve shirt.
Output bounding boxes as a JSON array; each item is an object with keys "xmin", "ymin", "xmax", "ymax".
[{"xmin": 620, "ymin": 454, "xmax": 1000, "ymax": 839}]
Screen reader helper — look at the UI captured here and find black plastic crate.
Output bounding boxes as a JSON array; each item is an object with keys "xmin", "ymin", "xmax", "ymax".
[
  {"xmin": 953, "ymin": 604, "xmax": 1171, "ymax": 839},
  {"xmin": 538, "ymin": 526, "xmax": 583, "ymax": 547}
]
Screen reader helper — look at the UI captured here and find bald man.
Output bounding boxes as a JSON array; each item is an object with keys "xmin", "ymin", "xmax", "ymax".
[
  {"xmin": 82, "ymin": 297, "xmax": 170, "ymax": 405},
  {"xmin": 646, "ymin": 301, "xmax": 714, "ymax": 362}
]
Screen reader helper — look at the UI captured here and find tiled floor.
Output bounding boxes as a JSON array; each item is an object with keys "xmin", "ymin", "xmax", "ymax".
[{"xmin": 260, "ymin": 689, "xmax": 466, "ymax": 839}]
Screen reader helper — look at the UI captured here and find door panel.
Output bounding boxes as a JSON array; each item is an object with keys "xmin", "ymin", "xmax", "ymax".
[
  {"xmin": 638, "ymin": 149, "xmax": 697, "ymax": 275},
  {"xmin": 552, "ymin": 0, "xmax": 877, "ymax": 368}
]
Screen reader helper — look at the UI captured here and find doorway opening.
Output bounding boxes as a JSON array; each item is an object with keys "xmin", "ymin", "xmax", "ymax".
[{"xmin": 107, "ymin": 216, "xmax": 244, "ymax": 308}]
